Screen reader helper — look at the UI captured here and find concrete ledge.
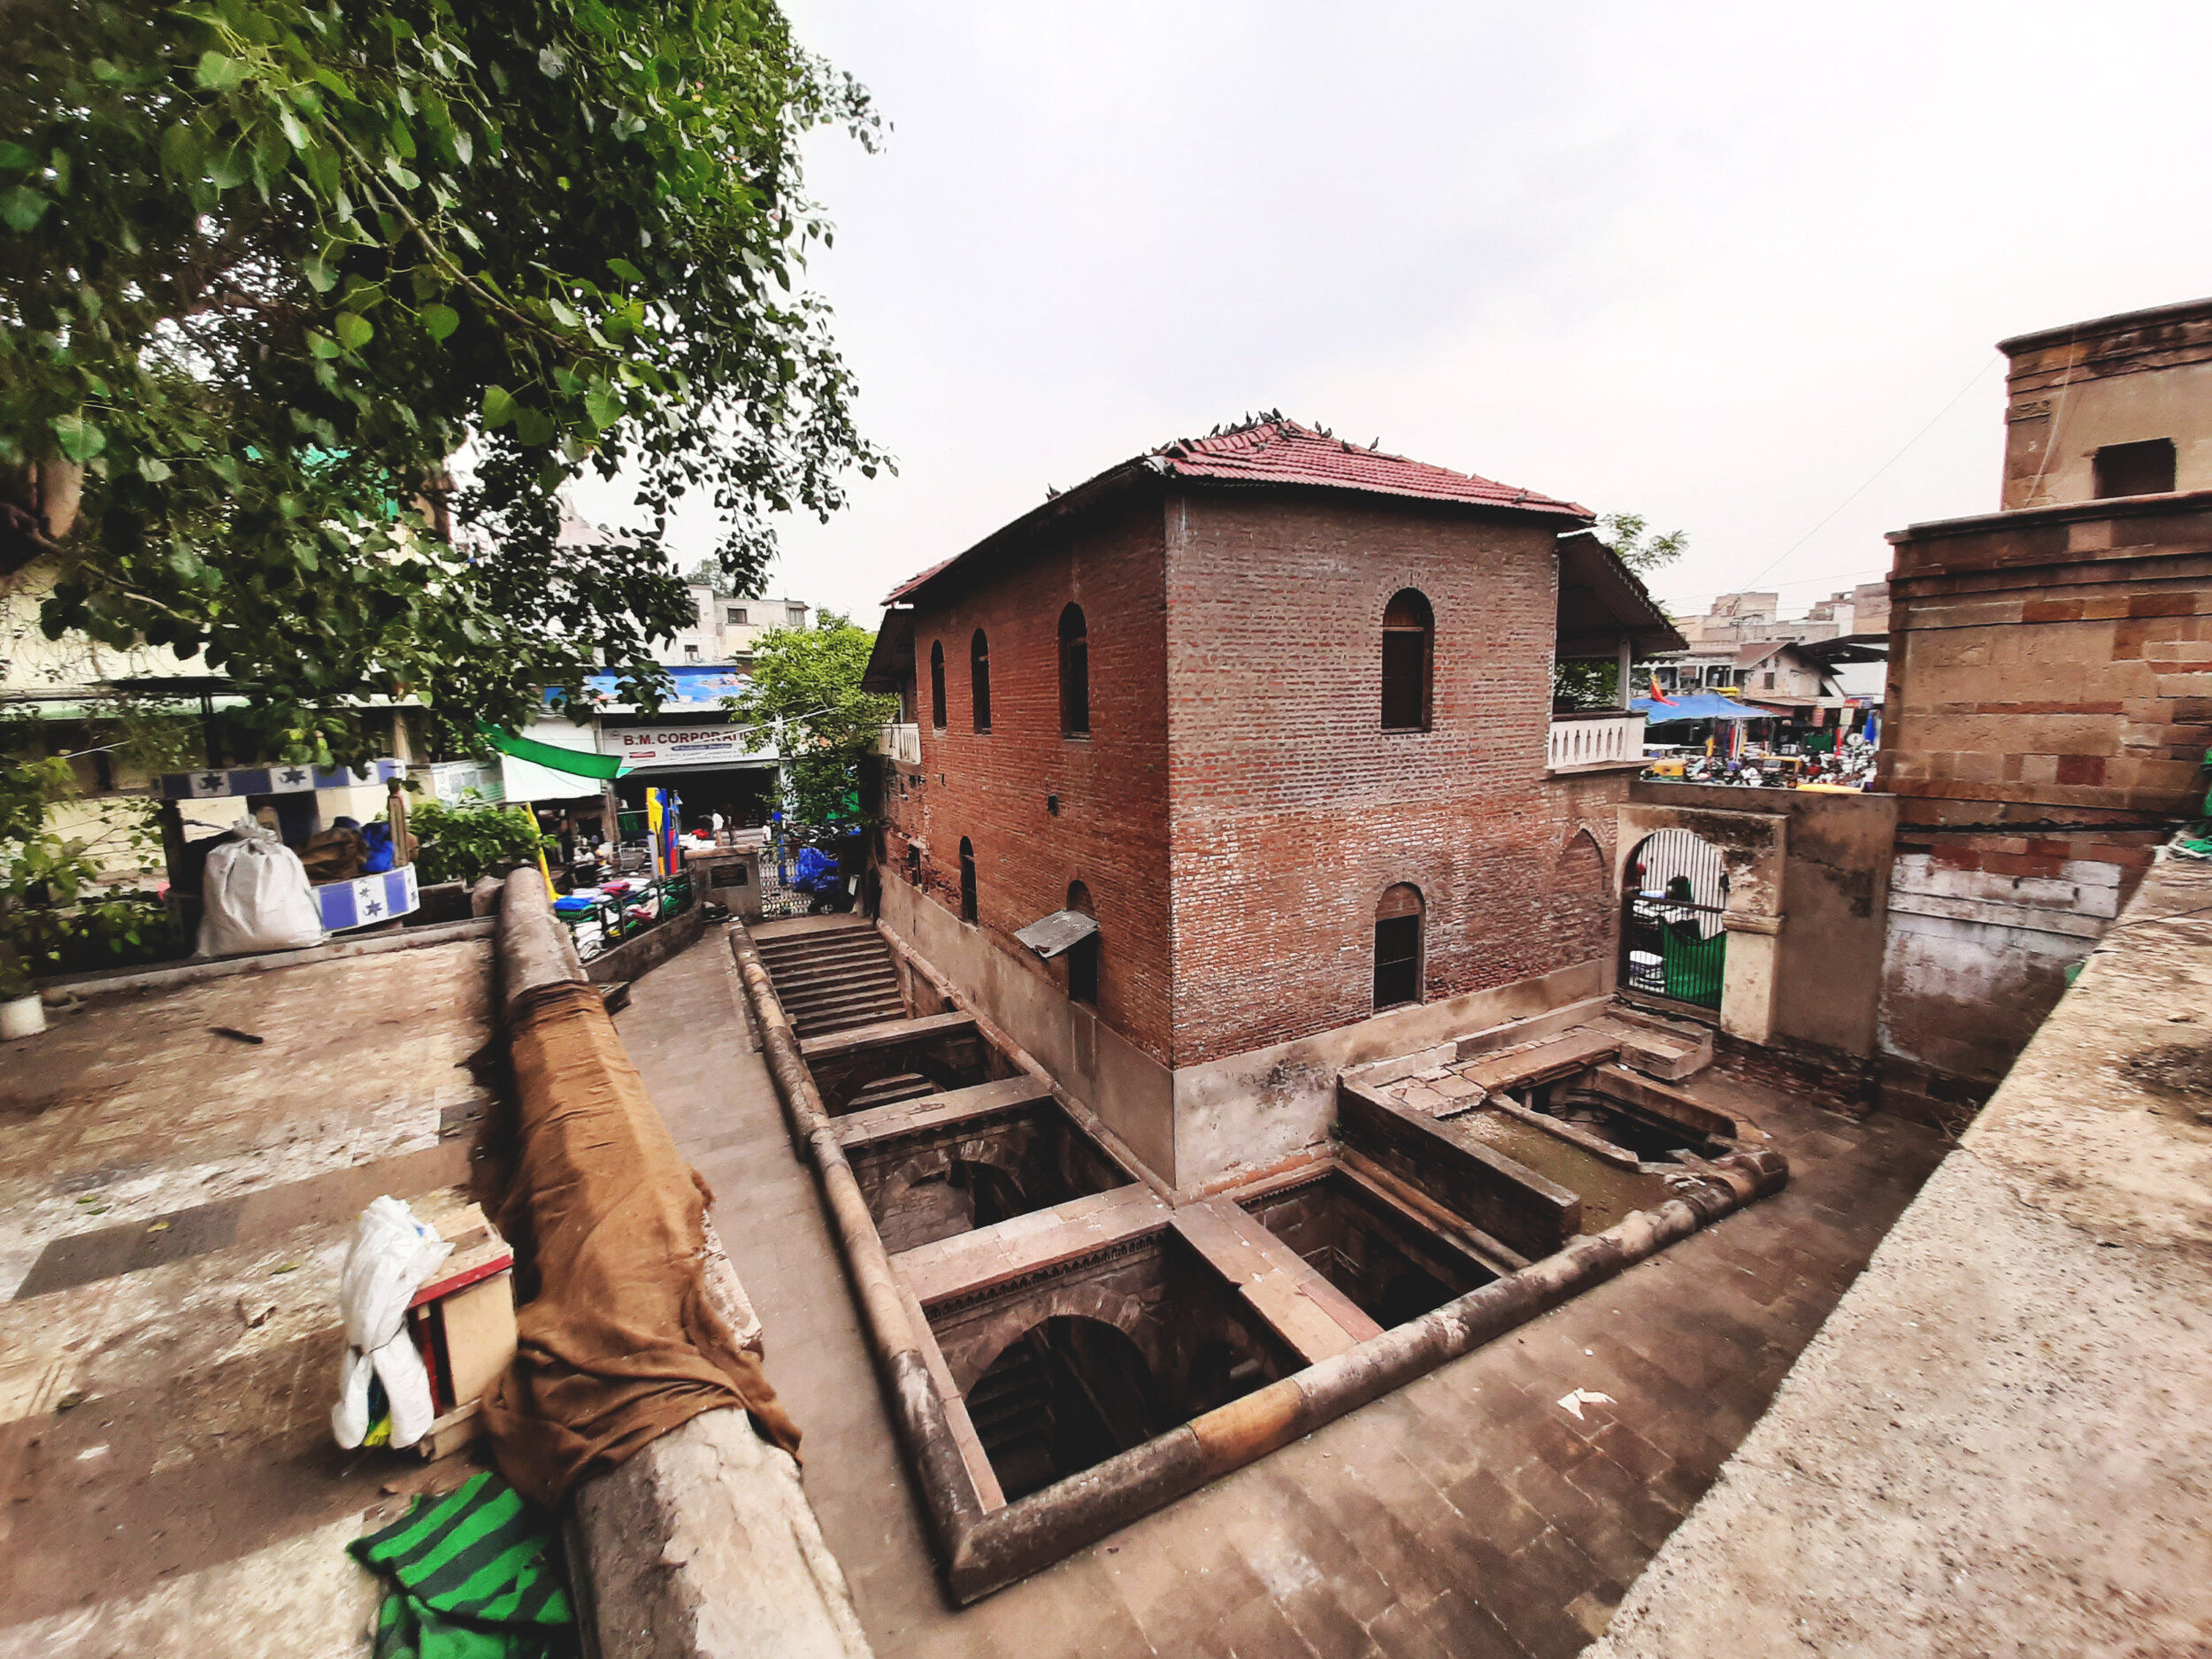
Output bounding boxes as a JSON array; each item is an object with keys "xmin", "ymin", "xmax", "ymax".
[
  {"xmin": 496, "ymin": 878, "xmax": 872, "ymax": 1659},
  {"xmin": 569, "ymin": 1409, "xmax": 872, "ymax": 1659},
  {"xmin": 585, "ymin": 902, "xmax": 708, "ymax": 987},
  {"xmin": 41, "ymin": 915, "xmax": 493, "ymax": 1004}
]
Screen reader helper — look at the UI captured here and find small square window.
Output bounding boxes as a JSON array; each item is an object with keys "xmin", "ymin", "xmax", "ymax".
[
  {"xmin": 2093, "ymin": 439, "xmax": 2177, "ymax": 499},
  {"xmin": 728, "ymin": 607, "xmax": 748, "ymax": 626},
  {"xmin": 684, "ymin": 643, "xmax": 700, "ymax": 660}
]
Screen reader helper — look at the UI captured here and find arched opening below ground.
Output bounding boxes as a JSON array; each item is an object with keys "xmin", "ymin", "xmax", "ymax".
[{"xmin": 965, "ymin": 1316, "xmax": 1164, "ymax": 1501}]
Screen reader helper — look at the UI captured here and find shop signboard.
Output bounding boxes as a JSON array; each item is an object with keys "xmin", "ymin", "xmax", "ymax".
[{"xmin": 598, "ymin": 718, "xmax": 773, "ymax": 769}]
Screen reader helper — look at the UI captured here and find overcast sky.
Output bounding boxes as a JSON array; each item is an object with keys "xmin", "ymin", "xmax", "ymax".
[{"xmin": 574, "ymin": 0, "xmax": 2212, "ymax": 626}]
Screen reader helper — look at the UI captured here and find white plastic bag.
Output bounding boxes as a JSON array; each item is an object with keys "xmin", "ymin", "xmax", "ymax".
[
  {"xmin": 196, "ymin": 819, "xmax": 326, "ymax": 956},
  {"xmin": 331, "ymin": 1196, "xmax": 453, "ymax": 1450}
]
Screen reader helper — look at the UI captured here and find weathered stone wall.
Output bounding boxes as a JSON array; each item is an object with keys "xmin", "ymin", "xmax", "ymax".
[
  {"xmin": 1624, "ymin": 783, "xmax": 1897, "ymax": 1062},
  {"xmin": 2000, "ymin": 296, "xmax": 2212, "ymax": 509},
  {"xmin": 1873, "ymin": 492, "xmax": 2212, "ymax": 1117},
  {"xmin": 849, "ymin": 1105, "xmax": 1133, "ymax": 1255},
  {"xmin": 925, "ymin": 1232, "xmax": 1292, "ymax": 1408}
]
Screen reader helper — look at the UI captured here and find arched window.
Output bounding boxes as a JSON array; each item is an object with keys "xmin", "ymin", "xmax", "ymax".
[
  {"xmin": 929, "ymin": 641, "xmax": 946, "ymax": 729},
  {"xmin": 971, "ymin": 630, "xmax": 992, "ymax": 733},
  {"xmin": 959, "ymin": 837, "xmax": 978, "ymax": 923},
  {"xmin": 1065, "ymin": 879, "xmax": 1097, "ymax": 1005},
  {"xmin": 1381, "ymin": 589, "xmax": 1433, "ymax": 731},
  {"xmin": 1373, "ymin": 883, "xmax": 1424, "ymax": 1010},
  {"xmin": 1058, "ymin": 603, "xmax": 1090, "ymax": 736}
]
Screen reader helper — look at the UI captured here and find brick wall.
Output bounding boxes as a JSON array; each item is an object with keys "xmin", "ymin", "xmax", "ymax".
[
  {"xmin": 1161, "ymin": 490, "xmax": 1624, "ymax": 1068},
  {"xmin": 881, "ymin": 491, "xmax": 1175, "ymax": 1064}
]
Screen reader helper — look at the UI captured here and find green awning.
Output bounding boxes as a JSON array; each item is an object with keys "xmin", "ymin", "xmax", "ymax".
[{"xmin": 476, "ymin": 721, "xmax": 626, "ymax": 780}]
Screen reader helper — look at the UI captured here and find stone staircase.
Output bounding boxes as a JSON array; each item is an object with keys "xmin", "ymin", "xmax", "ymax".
[
  {"xmin": 964, "ymin": 1339, "xmax": 1058, "ymax": 1501},
  {"xmin": 755, "ymin": 922, "xmax": 909, "ymax": 1039}
]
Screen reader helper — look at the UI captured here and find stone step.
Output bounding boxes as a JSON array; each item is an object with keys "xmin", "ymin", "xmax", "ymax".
[
  {"xmin": 769, "ymin": 959, "xmax": 901, "ymax": 993},
  {"xmin": 789, "ymin": 998, "xmax": 910, "ymax": 1037},
  {"xmin": 780, "ymin": 983, "xmax": 905, "ymax": 1019}
]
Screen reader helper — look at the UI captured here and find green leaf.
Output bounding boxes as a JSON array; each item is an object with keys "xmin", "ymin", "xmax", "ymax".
[
  {"xmin": 206, "ymin": 146, "xmax": 249, "ymax": 190},
  {"xmin": 0, "ymin": 187, "xmax": 46, "ymax": 231},
  {"xmin": 50, "ymin": 414, "xmax": 105, "ymax": 462},
  {"xmin": 480, "ymin": 385, "xmax": 515, "ymax": 426},
  {"xmin": 334, "ymin": 311, "xmax": 373, "ymax": 349},
  {"xmin": 138, "ymin": 456, "xmax": 173, "ymax": 482},
  {"xmin": 306, "ymin": 330, "xmax": 340, "ymax": 359},
  {"xmin": 606, "ymin": 257, "xmax": 644, "ymax": 283},
  {"xmin": 584, "ymin": 388, "xmax": 623, "ymax": 431},
  {"xmin": 546, "ymin": 296, "xmax": 580, "ymax": 328},
  {"xmin": 513, "ymin": 406, "xmax": 555, "ymax": 447},
  {"xmin": 158, "ymin": 122, "xmax": 204, "ymax": 180},
  {"xmin": 196, "ymin": 51, "xmax": 247, "ymax": 93},
  {"xmin": 419, "ymin": 303, "xmax": 459, "ymax": 342},
  {"xmin": 384, "ymin": 158, "xmax": 420, "ymax": 190},
  {"xmin": 279, "ymin": 108, "xmax": 311, "ymax": 151}
]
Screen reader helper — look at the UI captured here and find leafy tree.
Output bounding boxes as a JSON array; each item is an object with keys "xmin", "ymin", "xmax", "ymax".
[
  {"xmin": 723, "ymin": 611, "xmax": 892, "ymax": 828},
  {"xmin": 0, "ymin": 0, "xmax": 887, "ymax": 780},
  {"xmin": 1553, "ymin": 511, "xmax": 1689, "ymax": 709},
  {"xmin": 1596, "ymin": 511, "xmax": 1688, "ymax": 576}
]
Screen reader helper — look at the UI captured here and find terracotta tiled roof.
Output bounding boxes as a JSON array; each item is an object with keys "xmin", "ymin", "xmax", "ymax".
[
  {"xmin": 883, "ymin": 418, "xmax": 1588, "ymax": 605},
  {"xmin": 1149, "ymin": 420, "xmax": 1589, "ymax": 518}
]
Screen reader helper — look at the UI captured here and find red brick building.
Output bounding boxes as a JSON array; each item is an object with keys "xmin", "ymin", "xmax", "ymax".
[{"xmin": 864, "ymin": 420, "xmax": 1679, "ymax": 1193}]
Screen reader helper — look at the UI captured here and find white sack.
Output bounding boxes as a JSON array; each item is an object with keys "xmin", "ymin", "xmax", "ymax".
[
  {"xmin": 331, "ymin": 1195, "xmax": 452, "ymax": 1450},
  {"xmin": 196, "ymin": 819, "xmax": 326, "ymax": 956}
]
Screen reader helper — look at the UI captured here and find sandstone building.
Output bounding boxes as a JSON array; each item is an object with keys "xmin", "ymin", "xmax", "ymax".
[{"xmin": 1877, "ymin": 295, "xmax": 2212, "ymax": 1119}]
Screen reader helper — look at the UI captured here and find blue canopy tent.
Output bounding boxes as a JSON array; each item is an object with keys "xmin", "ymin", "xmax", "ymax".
[{"xmin": 1632, "ymin": 694, "xmax": 1780, "ymax": 725}]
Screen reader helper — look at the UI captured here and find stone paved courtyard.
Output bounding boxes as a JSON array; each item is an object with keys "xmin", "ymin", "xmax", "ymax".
[{"xmin": 622, "ymin": 930, "xmax": 1950, "ymax": 1658}]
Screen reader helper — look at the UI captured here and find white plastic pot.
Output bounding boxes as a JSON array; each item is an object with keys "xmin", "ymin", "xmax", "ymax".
[{"xmin": 0, "ymin": 995, "xmax": 46, "ymax": 1041}]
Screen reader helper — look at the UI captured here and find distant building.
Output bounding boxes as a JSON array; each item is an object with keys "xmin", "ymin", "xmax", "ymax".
[
  {"xmin": 665, "ymin": 586, "xmax": 814, "ymax": 667},
  {"xmin": 1656, "ymin": 583, "xmax": 1889, "ymax": 699},
  {"xmin": 554, "ymin": 513, "xmax": 813, "ymax": 667}
]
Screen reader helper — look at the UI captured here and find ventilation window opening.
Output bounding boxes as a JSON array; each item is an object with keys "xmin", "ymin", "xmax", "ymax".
[
  {"xmin": 2093, "ymin": 439, "xmax": 2177, "ymax": 500},
  {"xmin": 929, "ymin": 641, "xmax": 947, "ymax": 729},
  {"xmin": 1059, "ymin": 603, "xmax": 1090, "ymax": 736},
  {"xmin": 1065, "ymin": 879, "xmax": 1098, "ymax": 1005},
  {"xmin": 684, "ymin": 643, "xmax": 700, "ymax": 661},
  {"xmin": 1373, "ymin": 883, "xmax": 1425, "ymax": 1010},
  {"xmin": 904, "ymin": 844, "xmax": 921, "ymax": 886},
  {"xmin": 971, "ymin": 631, "xmax": 992, "ymax": 733},
  {"xmin": 1380, "ymin": 590, "xmax": 1433, "ymax": 732},
  {"xmin": 728, "ymin": 606, "xmax": 748, "ymax": 626},
  {"xmin": 959, "ymin": 837, "xmax": 978, "ymax": 924}
]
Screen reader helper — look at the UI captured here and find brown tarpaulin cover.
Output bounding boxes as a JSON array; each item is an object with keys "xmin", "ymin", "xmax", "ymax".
[{"xmin": 481, "ymin": 979, "xmax": 801, "ymax": 1505}]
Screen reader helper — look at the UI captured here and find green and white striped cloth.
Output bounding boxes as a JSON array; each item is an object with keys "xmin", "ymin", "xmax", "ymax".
[{"xmin": 349, "ymin": 1471, "xmax": 577, "ymax": 1659}]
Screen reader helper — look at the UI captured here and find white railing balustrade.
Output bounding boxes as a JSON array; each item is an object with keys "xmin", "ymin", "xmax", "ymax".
[
  {"xmin": 877, "ymin": 722, "xmax": 922, "ymax": 765},
  {"xmin": 1546, "ymin": 710, "xmax": 1645, "ymax": 772}
]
